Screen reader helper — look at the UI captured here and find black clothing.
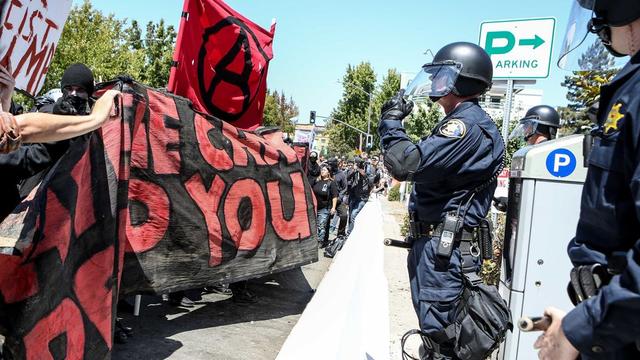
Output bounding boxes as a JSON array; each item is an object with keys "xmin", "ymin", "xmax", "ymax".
[
  {"xmin": 307, "ymin": 161, "xmax": 320, "ymax": 183},
  {"xmin": 334, "ymin": 169, "xmax": 348, "ymax": 204},
  {"xmin": 61, "ymin": 63, "xmax": 95, "ymax": 95},
  {"xmin": 0, "ymin": 101, "xmax": 71, "ymax": 221},
  {"xmin": 312, "ymin": 178, "xmax": 337, "ymax": 210},
  {"xmin": 562, "ymin": 50, "xmax": 640, "ymax": 359},
  {"xmin": 347, "ymin": 169, "xmax": 373, "ymax": 201},
  {"xmin": 0, "ymin": 143, "xmax": 68, "ymax": 220}
]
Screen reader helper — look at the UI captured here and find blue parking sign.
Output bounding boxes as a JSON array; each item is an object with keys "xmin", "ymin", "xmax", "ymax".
[{"xmin": 546, "ymin": 149, "xmax": 576, "ymax": 177}]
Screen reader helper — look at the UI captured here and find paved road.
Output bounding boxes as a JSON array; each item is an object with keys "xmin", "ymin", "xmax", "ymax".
[
  {"xmin": 113, "ymin": 255, "xmax": 332, "ymax": 360},
  {"xmin": 113, "ymin": 197, "xmax": 416, "ymax": 359}
]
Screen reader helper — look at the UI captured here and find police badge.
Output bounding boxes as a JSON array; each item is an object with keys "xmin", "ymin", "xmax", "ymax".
[{"xmin": 439, "ymin": 119, "xmax": 466, "ymax": 138}]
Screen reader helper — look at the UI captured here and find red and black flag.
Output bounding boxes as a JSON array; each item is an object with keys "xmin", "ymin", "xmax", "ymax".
[
  {"xmin": 0, "ymin": 80, "xmax": 317, "ymax": 359},
  {"xmin": 168, "ymin": 0, "xmax": 275, "ymax": 130}
]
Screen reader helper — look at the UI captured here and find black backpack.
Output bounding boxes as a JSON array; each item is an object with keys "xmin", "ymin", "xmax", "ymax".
[{"xmin": 436, "ymin": 276, "xmax": 513, "ymax": 360}]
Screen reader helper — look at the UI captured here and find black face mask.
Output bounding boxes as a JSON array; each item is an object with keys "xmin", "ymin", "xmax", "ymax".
[
  {"xmin": 53, "ymin": 95, "xmax": 89, "ymax": 115},
  {"xmin": 429, "ymin": 96, "xmax": 442, "ymax": 103}
]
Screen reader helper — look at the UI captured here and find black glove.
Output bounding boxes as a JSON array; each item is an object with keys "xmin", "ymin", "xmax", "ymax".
[{"xmin": 380, "ymin": 89, "xmax": 414, "ymax": 121}]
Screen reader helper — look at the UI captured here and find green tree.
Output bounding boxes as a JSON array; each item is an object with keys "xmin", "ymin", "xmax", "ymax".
[
  {"xmin": 262, "ymin": 89, "xmax": 298, "ymax": 135},
  {"xmin": 403, "ymin": 100, "xmax": 441, "ymax": 142},
  {"xmin": 493, "ymin": 115, "xmax": 520, "ymax": 169},
  {"xmin": 369, "ymin": 69, "xmax": 401, "ymax": 151},
  {"xmin": 140, "ymin": 19, "xmax": 176, "ymax": 88},
  {"xmin": 42, "ymin": 1, "xmax": 176, "ymax": 95},
  {"xmin": 560, "ymin": 39, "xmax": 618, "ymax": 133},
  {"xmin": 326, "ymin": 62, "xmax": 376, "ymax": 154},
  {"xmin": 44, "ymin": 0, "xmax": 140, "ymax": 91}
]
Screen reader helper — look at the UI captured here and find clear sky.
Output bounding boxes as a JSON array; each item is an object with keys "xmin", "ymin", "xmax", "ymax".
[{"xmin": 77, "ymin": 0, "xmax": 578, "ymax": 123}]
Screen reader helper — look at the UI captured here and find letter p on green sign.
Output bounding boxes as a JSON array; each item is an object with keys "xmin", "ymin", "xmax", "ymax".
[{"xmin": 485, "ymin": 31, "xmax": 515, "ymax": 55}]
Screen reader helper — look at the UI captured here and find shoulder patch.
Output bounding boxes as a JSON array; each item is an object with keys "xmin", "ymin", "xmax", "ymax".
[
  {"xmin": 603, "ymin": 102, "xmax": 625, "ymax": 135},
  {"xmin": 439, "ymin": 119, "xmax": 467, "ymax": 138}
]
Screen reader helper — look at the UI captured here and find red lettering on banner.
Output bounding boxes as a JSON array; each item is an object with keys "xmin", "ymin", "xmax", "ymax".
[
  {"xmin": 221, "ymin": 122, "xmax": 249, "ymax": 166},
  {"xmin": 74, "ymin": 246, "xmax": 114, "ymax": 347},
  {"xmin": 261, "ymin": 131, "xmax": 300, "ymax": 165},
  {"xmin": 14, "ymin": 33, "xmax": 47, "ymax": 92},
  {"xmin": 237, "ymin": 130, "xmax": 276, "ymax": 166},
  {"xmin": 101, "ymin": 91, "xmax": 133, "ymax": 181},
  {"xmin": 3, "ymin": 0, "xmax": 25, "ymax": 32},
  {"xmin": 23, "ymin": 298, "xmax": 84, "ymax": 360},
  {"xmin": 194, "ymin": 114, "xmax": 233, "ymax": 171},
  {"xmin": 266, "ymin": 172, "xmax": 312, "ymax": 240},
  {"xmin": 185, "ymin": 174, "xmax": 226, "ymax": 266},
  {"xmin": 31, "ymin": 189, "xmax": 71, "ymax": 262},
  {"xmin": 130, "ymin": 116, "xmax": 148, "ymax": 169},
  {"xmin": 0, "ymin": 0, "xmax": 62, "ymax": 93},
  {"xmin": 223, "ymin": 179, "xmax": 266, "ymax": 251},
  {"xmin": 70, "ymin": 148, "xmax": 96, "ymax": 236},
  {"xmin": 0, "ymin": 256, "xmax": 38, "ymax": 304},
  {"xmin": 147, "ymin": 91, "xmax": 181, "ymax": 175},
  {"xmin": 126, "ymin": 92, "xmax": 149, "ymax": 173},
  {"xmin": 126, "ymin": 179, "xmax": 170, "ymax": 253}
]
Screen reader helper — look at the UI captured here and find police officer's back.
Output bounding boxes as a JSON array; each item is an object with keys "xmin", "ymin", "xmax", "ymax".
[{"xmin": 378, "ymin": 42, "xmax": 505, "ymax": 359}]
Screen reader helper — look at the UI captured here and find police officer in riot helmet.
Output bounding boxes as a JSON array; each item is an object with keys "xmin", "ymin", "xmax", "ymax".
[
  {"xmin": 534, "ymin": 1, "xmax": 640, "ymax": 359},
  {"xmin": 379, "ymin": 42, "xmax": 505, "ymax": 359},
  {"xmin": 509, "ymin": 105, "xmax": 560, "ymax": 145}
]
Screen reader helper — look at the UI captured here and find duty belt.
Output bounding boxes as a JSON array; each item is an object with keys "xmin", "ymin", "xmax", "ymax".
[
  {"xmin": 408, "ymin": 221, "xmax": 476, "ymax": 242},
  {"xmin": 409, "ymin": 220, "xmax": 482, "ymax": 275}
]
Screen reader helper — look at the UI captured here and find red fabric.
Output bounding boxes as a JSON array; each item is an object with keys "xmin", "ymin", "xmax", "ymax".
[{"xmin": 168, "ymin": 0, "xmax": 275, "ymax": 130}]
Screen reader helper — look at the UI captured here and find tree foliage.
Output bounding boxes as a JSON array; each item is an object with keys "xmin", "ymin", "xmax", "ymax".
[
  {"xmin": 326, "ymin": 62, "xmax": 376, "ymax": 155},
  {"xmin": 42, "ymin": 0, "xmax": 176, "ymax": 94},
  {"xmin": 560, "ymin": 39, "xmax": 618, "ymax": 134},
  {"xmin": 262, "ymin": 89, "xmax": 298, "ymax": 135},
  {"xmin": 493, "ymin": 115, "xmax": 520, "ymax": 169},
  {"xmin": 403, "ymin": 100, "xmax": 441, "ymax": 142},
  {"xmin": 370, "ymin": 69, "xmax": 401, "ymax": 150}
]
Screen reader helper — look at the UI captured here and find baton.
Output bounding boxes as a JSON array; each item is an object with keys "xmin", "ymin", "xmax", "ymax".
[
  {"xmin": 384, "ymin": 238, "xmax": 412, "ymax": 248},
  {"xmin": 518, "ymin": 316, "xmax": 551, "ymax": 332}
]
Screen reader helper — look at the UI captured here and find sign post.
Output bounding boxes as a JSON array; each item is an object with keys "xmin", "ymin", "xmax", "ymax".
[{"xmin": 479, "ymin": 17, "xmax": 555, "ymax": 140}]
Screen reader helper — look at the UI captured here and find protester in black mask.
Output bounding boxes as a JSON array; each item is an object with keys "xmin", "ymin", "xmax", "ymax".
[
  {"xmin": 49, "ymin": 63, "xmax": 95, "ymax": 115},
  {"xmin": 307, "ymin": 151, "xmax": 321, "ymax": 183},
  {"xmin": 0, "ymin": 63, "xmax": 97, "ymax": 220}
]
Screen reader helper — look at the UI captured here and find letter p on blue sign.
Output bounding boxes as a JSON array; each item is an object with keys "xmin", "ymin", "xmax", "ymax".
[{"xmin": 546, "ymin": 149, "xmax": 576, "ymax": 177}]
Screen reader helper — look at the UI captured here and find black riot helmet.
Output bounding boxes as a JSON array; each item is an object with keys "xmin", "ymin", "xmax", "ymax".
[
  {"xmin": 509, "ymin": 105, "xmax": 560, "ymax": 142},
  {"xmin": 559, "ymin": 0, "xmax": 640, "ymax": 66},
  {"xmin": 581, "ymin": 0, "xmax": 640, "ymax": 27},
  {"xmin": 405, "ymin": 42, "xmax": 493, "ymax": 100}
]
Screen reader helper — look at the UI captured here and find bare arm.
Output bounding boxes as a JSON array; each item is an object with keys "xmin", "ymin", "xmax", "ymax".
[{"xmin": 17, "ymin": 89, "xmax": 120, "ymax": 143}]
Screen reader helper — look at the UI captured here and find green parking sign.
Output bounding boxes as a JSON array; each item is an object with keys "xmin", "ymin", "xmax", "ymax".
[{"xmin": 479, "ymin": 18, "xmax": 555, "ymax": 79}]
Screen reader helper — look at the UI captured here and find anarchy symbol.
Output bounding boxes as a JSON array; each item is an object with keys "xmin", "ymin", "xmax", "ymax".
[{"xmin": 198, "ymin": 17, "xmax": 271, "ymax": 121}]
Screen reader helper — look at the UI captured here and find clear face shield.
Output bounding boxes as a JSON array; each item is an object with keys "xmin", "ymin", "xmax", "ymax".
[
  {"xmin": 557, "ymin": 0, "xmax": 627, "ymax": 70},
  {"xmin": 404, "ymin": 62, "xmax": 462, "ymax": 100},
  {"xmin": 509, "ymin": 118, "xmax": 539, "ymax": 141}
]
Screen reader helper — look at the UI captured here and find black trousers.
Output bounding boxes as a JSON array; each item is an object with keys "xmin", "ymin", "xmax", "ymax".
[{"xmin": 324, "ymin": 202, "xmax": 348, "ymax": 242}]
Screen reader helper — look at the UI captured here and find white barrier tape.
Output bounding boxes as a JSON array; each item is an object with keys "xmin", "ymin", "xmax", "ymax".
[{"xmin": 277, "ymin": 198, "xmax": 390, "ymax": 360}]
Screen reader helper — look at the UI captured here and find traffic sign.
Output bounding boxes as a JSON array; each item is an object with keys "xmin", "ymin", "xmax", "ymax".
[{"xmin": 479, "ymin": 18, "xmax": 555, "ymax": 79}]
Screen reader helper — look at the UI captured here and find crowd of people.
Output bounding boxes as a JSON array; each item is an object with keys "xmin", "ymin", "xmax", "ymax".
[{"xmin": 306, "ymin": 150, "xmax": 389, "ymax": 257}]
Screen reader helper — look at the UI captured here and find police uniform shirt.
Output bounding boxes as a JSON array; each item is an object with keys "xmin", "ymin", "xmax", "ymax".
[
  {"xmin": 378, "ymin": 100, "xmax": 504, "ymax": 227},
  {"xmin": 563, "ymin": 51, "xmax": 640, "ymax": 359}
]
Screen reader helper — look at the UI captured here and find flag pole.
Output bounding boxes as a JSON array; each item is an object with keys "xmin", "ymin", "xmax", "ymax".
[{"xmin": 167, "ymin": 0, "xmax": 191, "ymax": 92}]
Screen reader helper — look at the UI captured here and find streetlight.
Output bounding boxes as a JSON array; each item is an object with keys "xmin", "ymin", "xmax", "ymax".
[{"xmin": 336, "ymin": 79, "xmax": 374, "ymax": 151}]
